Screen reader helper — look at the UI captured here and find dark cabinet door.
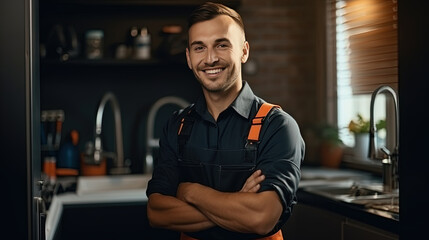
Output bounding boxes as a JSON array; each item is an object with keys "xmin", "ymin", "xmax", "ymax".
[{"xmin": 0, "ymin": 0, "xmax": 42, "ymax": 239}]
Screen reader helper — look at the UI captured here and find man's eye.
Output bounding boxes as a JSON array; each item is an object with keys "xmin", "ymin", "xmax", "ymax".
[
  {"xmin": 194, "ymin": 46, "xmax": 204, "ymax": 51},
  {"xmin": 217, "ymin": 44, "xmax": 228, "ymax": 48}
]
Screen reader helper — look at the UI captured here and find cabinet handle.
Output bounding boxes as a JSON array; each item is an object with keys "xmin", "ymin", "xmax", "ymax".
[{"xmin": 34, "ymin": 196, "xmax": 46, "ymax": 240}]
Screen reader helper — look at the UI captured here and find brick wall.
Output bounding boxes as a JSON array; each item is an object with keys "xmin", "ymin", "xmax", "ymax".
[{"xmin": 238, "ymin": 0, "xmax": 324, "ymax": 163}]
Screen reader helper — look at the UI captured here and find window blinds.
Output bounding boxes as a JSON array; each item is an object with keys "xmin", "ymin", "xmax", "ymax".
[{"xmin": 335, "ymin": 0, "xmax": 398, "ymax": 94}]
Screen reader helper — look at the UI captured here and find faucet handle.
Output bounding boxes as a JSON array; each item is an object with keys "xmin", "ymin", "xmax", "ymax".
[
  {"xmin": 380, "ymin": 146, "xmax": 391, "ymax": 158},
  {"xmin": 380, "ymin": 146, "xmax": 393, "ymax": 192}
]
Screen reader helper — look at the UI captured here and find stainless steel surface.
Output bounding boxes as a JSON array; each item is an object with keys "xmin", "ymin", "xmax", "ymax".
[
  {"xmin": 304, "ymin": 182, "xmax": 398, "ymax": 203},
  {"xmin": 303, "ymin": 180, "xmax": 399, "ymax": 219},
  {"xmin": 92, "ymin": 92, "xmax": 130, "ymax": 174},
  {"xmin": 368, "ymin": 85, "xmax": 399, "ymax": 192},
  {"xmin": 145, "ymin": 96, "xmax": 189, "ymax": 173}
]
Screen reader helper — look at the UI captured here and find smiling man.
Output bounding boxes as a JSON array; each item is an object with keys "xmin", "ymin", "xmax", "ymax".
[
  {"xmin": 146, "ymin": 2, "xmax": 305, "ymax": 240},
  {"xmin": 187, "ymin": 13, "xmax": 246, "ymax": 110}
]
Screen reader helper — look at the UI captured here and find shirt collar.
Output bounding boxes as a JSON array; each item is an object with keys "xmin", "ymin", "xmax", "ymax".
[
  {"xmin": 194, "ymin": 81, "xmax": 256, "ymax": 120},
  {"xmin": 231, "ymin": 81, "xmax": 255, "ymax": 119}
]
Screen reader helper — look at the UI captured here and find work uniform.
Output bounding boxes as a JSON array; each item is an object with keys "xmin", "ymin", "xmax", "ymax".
[{"xmin": 146, "ymin": 81, "xmax": 305, "ymax": 240}]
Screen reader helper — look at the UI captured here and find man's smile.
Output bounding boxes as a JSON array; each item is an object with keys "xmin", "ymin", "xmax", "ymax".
[{"xmin": 203, "ymin": 67, "xmax": 225, "ymax": 76}]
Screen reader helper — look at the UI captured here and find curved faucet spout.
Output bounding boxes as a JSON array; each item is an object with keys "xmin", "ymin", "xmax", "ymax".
[
  {"xmin": 145, "ymin": 96, "xmax": 189, "ymax": 173},
  {"xmin": 369, "ymin": 85, "xmax": 399, "ymax": 192},
  {"xmin": 369, "ymin": 85, "xmax": 399, "ymax": 160},
  {"xmin": 94, "ymin": 92, "xmax": 125, "ymax": 173}
]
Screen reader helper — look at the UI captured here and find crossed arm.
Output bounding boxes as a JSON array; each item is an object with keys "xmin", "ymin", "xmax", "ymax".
[{"xmin": 147, "ymin": 170, "xmax": 283, "ymax": 235}]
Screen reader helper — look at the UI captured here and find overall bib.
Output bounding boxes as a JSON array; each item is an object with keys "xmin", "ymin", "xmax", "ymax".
[{"xmin": 178, "ymin": 103, "xmax": 284, "ymax": 240}]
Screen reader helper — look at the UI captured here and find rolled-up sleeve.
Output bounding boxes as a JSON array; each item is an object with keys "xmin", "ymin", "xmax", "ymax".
[{"xmin": 257, "ymin": 108, "xmax": 305, "ymax": 223}]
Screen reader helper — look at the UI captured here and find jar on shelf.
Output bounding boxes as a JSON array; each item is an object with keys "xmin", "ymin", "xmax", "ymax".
[
  {"xmin": 85, "ymin": 29, "xmax": 104, "ymax": 59},
  {"xmin": 134, "ymin": 27, "xmax": 151, "ymax": 60}
]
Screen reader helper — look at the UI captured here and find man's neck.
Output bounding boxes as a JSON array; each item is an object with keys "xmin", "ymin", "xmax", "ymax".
[{"xmin": 203, "ymin": 81, "xmax": 242, "ymax": 121}]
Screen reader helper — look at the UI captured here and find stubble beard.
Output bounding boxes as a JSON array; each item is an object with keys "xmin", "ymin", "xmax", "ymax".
[{"xmin": 195, "ymin": 64, "xmax": 240, "ymax": 94}]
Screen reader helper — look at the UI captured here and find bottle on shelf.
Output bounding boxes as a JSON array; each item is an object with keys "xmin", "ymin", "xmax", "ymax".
[
  {"xmin": 134, "ymin": 27, "xmax": 151, "ymax": 60},
  {"xmin": 85, "ymin": 29, "xmax": 104, "ymax": 59}
]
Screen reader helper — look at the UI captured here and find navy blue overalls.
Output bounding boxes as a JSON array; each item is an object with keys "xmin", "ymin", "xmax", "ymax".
[{"xmin": 177, "ymin": 103, "xmax": 284, "ymax": 240}]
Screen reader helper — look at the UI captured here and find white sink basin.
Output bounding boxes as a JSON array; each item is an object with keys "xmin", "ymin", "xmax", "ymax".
[
  {"xmin": 76, "ymin": 174, "xmax": 152, "ymax": 195},
  {"xmin": 47, "ymin": 175, "xmax": 152, "ymax": 240}
]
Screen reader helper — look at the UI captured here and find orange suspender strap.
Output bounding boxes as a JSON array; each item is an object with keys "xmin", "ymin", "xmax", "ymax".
[
  {"xmin": 180, "ymin": 233, "xmax": 197, "ymax": 240},
  {"xmin": 180, "ymin": 230, "xmax": 283, "ymax": 240},
  {"xmin": 178, "ymin": 106, "xmax": 195, "ymax": 135},
  {"xmin": 247, "ymin": 102, "xmax": 281, "ymax": 142},
  {"xmin": 178, "ymin": 117, "xmax": 185, "ymax": 135},
  {"xmin": 178, "ymin": 103, "xmax": 279, "ymax": 141},
  {"xmin": 256, "ymin": 230, "xmax": 284, "ymax": 240}
]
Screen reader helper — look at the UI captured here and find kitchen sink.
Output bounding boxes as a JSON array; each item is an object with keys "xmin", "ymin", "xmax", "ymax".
[
  {"xmin": 303, "ymin": 181, "xmax": 399, "ymax": 212},
  {"xmin": 299, "ymin": 167, "xmax": 399, "ymax": 220}
]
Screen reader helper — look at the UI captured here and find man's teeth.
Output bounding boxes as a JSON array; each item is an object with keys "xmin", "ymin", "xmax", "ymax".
[{"xmin": 205, "ymin": 68, "xmax": 223, "ymax": 74}]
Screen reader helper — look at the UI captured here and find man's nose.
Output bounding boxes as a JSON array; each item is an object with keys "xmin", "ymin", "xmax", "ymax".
[{"xmin": 204, "ymin": 48, "xmax": 219, "ymax": 65}]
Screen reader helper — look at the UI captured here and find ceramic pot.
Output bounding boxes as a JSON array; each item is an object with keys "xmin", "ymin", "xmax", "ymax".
[
  {"xmin": 354, "ymin": 133, "xmax": 370, "ymax": 160},
  {"xmin": 320, "ymin": 142, "xmax": 344, "ymax": 168}
]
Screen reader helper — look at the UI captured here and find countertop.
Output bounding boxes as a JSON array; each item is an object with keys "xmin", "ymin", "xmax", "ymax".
[{"xmin": 298, "ymin": 166, "xmax": 399, "ymax": 234}]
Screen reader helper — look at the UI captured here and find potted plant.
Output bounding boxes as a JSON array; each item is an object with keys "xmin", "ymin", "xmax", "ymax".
[
  {"xmin": 314, "ymin": 123, "xmax": 344, "ymax": 168},
  {"xmin": 348, "ymin": 114, "xmax": 386, "ymax": 159}
]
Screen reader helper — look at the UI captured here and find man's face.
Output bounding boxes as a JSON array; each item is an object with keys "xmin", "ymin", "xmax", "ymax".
[{"xmin": 186, "ymin": 15, "xmax": 249, "ymax": 94}]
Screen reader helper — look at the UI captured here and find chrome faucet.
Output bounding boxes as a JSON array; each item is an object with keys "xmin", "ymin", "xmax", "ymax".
[
  {"xmin": 368, "ymin": 85, "xmax": 399, "ymax": 192},
  {"xmin": 145, "ymin": 96, "xmax": 189, "ymax": 173},
  {"xmin": 93, "ymin": 92, "xmax": 130, "ymax": 175}
]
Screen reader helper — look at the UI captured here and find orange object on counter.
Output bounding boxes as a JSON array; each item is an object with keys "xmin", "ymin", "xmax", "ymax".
[
  {"xmin": 80, "ymin": 153, "xmax": 107, "ymax": 176},
  {"xmin": 56, "ymin": 168, "xmax": 79, "ymax": 176}
]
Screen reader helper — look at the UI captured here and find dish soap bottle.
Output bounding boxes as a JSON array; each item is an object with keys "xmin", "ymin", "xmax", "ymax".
[{"xmin": 57, "ymin": 130, "xmax": 80, "ymax": 170}]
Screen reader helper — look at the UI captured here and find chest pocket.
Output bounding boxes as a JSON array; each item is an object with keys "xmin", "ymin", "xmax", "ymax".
[
  {"xmin": 177, "ymin": 103, "xmax": 280, "ymax": 192},
  {"xmin": 178, "ymin": 145, "xmax": 256, "ymax": 192}
]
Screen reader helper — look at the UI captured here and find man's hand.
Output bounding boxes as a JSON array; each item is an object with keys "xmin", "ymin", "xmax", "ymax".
[
  {"xmin": 240, "ymin": 169, "xmax": 265, "ymax": 193},
  {"xmin": 176, "ymin": 182, "xmax": 193, "ymax": 202}
]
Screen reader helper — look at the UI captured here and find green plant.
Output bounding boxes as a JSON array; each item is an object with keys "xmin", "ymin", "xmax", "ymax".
[
  {"xmin": 348, "ymin": 114, "xmax": 386, "ymax": 134},
  {"xmin": 314, "ymin": 123, "xmax": 344, "ymax": 168},
  {"xmin": 314, "ymin": 123, "xmax": 343, "ymax": 146}
]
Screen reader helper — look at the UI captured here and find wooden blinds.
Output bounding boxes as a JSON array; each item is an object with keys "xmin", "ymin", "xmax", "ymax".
[{"xmin": 335, "ymin": 0, "xmax": 398, "ymax": 94}]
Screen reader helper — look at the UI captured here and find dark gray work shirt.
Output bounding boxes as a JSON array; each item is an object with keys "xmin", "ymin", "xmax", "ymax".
[{"xmin": 146, "ymin": 81, "xmax": 305, "ymax": 239}]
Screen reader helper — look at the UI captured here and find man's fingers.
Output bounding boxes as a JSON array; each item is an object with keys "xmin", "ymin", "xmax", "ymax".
[
  {"xmin": 240, "ymin": 169, "xmax": 265, "ymax": 192},
  {"xmin": 250, "ymin": 183, "xmax": 261, "ymax": 192}
]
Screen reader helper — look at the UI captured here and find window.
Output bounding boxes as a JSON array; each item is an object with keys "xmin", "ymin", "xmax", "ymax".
[{"xmin": 327, "ymin": 0, "xmax": 398, "ymax": 166}]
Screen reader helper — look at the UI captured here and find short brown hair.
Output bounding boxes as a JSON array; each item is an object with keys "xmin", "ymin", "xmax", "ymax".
[{"xmin": 188, "ymin": 2, "xmax": 245, "ymax": 32}]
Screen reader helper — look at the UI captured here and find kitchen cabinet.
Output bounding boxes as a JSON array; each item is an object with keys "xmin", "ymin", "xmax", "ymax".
[
  {"xmin": 283, "ymin": 203, "xmax": 398, "ymax": 240},
  {"xmin": 343, "ymin": 219, "xmax": 398, "ymax": 240},
  {"xmin": 283, "ymin": 203, "xmax": 344, "ymax": 240},
  {"xmin": 52, "ymin": 202, "xmax": 178, "ymax": 240},
  {"xmin": 1, "ymin": 0, "xmax": 41, "ymax": 239}
]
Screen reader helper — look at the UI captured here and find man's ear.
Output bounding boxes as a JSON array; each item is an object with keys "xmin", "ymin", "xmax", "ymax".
[
  {"xmin": 186, "ymin": 48, "xmax": 192, "ymax": 69},
  {"xmin": 241, "ymin": 41, "xmax": 250, "ymax": 63}
]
